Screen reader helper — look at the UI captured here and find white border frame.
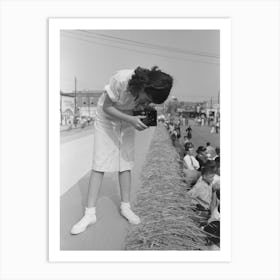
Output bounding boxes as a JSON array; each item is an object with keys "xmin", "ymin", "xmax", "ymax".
[{"xmin": 49, "ymin": 18, "xmax": 231, "ymax": 262}]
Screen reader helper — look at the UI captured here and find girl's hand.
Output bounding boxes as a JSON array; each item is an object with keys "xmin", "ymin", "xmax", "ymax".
[{"xmin": 129, "ymin": 116, "xmax": 148, "ymax": 131}]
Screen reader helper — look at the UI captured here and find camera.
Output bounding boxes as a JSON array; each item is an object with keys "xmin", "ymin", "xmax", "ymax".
[{"xmin": 133, "ymin": 106, "xmax": 157, "ymax": 126}]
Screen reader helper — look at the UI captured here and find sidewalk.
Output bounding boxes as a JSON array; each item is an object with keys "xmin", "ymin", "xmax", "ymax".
[{"xmin": 60, "ymin": 127, "xmax": 155, "ymax": 250}]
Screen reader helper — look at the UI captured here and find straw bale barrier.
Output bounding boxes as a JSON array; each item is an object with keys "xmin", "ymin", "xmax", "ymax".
[{"xmin": 125, "ymin": 124, "xmax": 208, "ymax": 250}]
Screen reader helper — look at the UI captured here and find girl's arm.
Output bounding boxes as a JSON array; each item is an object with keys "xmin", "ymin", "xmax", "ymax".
[{"xmin": 103, "ymin": 93, "xmax": 147, "ymax": 131}]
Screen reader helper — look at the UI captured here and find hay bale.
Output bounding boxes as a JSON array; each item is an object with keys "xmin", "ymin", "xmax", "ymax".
[{"xmin": 125, "ymin": 124, "xmax": 208, "ymax": 250}]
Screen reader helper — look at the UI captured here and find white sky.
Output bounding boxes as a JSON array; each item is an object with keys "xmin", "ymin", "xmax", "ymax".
[{"xmin": 60, "ymin": 30, "xmax": 220, "ymax": 102}]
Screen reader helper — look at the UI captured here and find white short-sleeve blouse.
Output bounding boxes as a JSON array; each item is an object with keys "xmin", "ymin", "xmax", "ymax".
[
  {"xmin": 92, "ymin": 69, "xmax": 137, "ymax": 172},
  {"xmin": 103, "ymin": 69, "xmax": 136, "ymax": 110}
]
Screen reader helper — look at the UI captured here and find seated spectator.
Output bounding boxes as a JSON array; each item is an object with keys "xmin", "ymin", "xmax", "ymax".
[
  {"xmin": 196, "ymin": 160, "xmax": 220, "ymax": 191},
  {"xmin": 183, "ymin": 143, "xmax": 200, "ymax": 170},
  {"xmin": 212, "ymin": 148, "xmax": 220, "ymax": 175},
  {"xmin": 213, "ymin": 147, "xmax": 220, "ymax": 160},
  {"xmin": 175, "ymin": 127, "xmax": 181, "ymax": 139},
  {"xmin": 188, "ymin": 165, "xmax": 215, "ymax": 211},
  {"xmin": 214, "ymin": 156, "xmax": 220, "ymax": 176},
  {"xmin": 170, "ymin": 129, "xmax": 177, "ymax": 144},
  {"xmin": 196, "ymin": 146, "xmax": 208, "ymax": 171},
  {"xmin": 183, "ymin": 135, "xmax": 189, "ymax": 145},
  {"xmin": 168, "ymin": 122, "xmax": 175, "ymax": 134},
  {"xmin": 206, "ymin": 142, "xmax": 216, "ymax": 159},
  {"xmin": 183, "ymin": 142, "xmax": 200, "ymax": 186},
  {"xmin": 203, "ymin": 188, "xmax": 220, "ymax": 249},
  {"xmin": 202, "ymin": 160, "xmax": 220, "ymax": 190}
]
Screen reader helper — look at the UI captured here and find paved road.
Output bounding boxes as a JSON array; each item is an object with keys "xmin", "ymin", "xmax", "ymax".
[
  {"xmin": 183, "ymin": 124, "xmax": 220, "ymax": 148},
  {"xmin": 60, "ymin": 126, "xmax": 155, "ymax": 250},
  {"xmin": 60, "ymin": 125, "xmax": 94, "ymax": 144}
]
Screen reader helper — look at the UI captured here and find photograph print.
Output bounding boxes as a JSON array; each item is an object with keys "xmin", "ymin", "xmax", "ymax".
[{"xmin": 49, "ymin": 18, "xmax": 231, "ymax": 261}]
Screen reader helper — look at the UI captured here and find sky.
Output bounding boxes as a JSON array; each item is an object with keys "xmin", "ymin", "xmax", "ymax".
[{"xmin": 60, "ymin": 30, "xmax": 220, "ymax": 102}]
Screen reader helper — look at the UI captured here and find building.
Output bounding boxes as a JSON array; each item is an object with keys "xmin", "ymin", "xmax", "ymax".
[
  {"xmin": 60, "ymin": 92, "xmax": 75, "ymax": 126},
  {"xmin": 60, "ymin": 90, "xmax": 103, "ymax": 125}
]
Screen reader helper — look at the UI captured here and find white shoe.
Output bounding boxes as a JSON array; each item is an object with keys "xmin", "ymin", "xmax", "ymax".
[
  {"xmin": 120, "ymin": 203, "xmax": 141, "ymax": 225},
  {"xmin": 70, "ymin": 207, "xmax": 96, "ymax": 235}
]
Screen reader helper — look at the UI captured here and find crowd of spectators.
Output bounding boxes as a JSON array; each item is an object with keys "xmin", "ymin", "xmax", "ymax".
[
  {"xmin": 161, "ymin": 116, "xmax": 220, "ymax": 250},
  {"xmin": 183, "ymin": 140, "xmax": 220, "ymax": 249}
]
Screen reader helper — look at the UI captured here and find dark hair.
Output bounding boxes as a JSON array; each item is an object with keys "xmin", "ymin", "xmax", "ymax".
[
  {"xmin": 215, "ymin": 156, "xmax": 220, "ymax": 169},
  {"xmin": 215, "ymin": 147, "xmax": 220, "ymax": 155},
  {"xmin": 196, "ymin": 146, "xmax": 206, "ymax": 154},
  {"xmin": 184, "ymin": 142, "xmax": 194, "ymax": 151},
  {"xmin": 128, "ymin": 66, "xmax": 173, "ymax": 104},
  {"xmin": 205, "ymin": 160, "xmax": 216, "ymax": 169},
  {"xmin": 206, "ymin": 142, "xmax": 211, "ymax": 146},
  {"xmin": 201, "ymin": 165, "xmax": 215, "ymax": 176}
]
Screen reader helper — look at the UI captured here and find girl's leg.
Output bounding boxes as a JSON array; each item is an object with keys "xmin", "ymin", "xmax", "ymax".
[
  {"xmin": 118, "ymin": 170, "xmax": 131, "ymax": 203},
  {"xmin": 87, "ymin": 170, "xmax": 104, "ymax": 207},
  {"xmin": 71, "ymin": 170, "xmax": 104, "ymax": 234},
  {"xmin": 118, "ymin": 170, "xmax": 140, "ymax": 225}
]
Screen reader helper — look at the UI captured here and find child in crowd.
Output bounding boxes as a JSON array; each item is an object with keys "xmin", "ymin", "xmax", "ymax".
[
  {"xmin": 206, "ymin": 142, "xmax": 216, "ymax": 159},
  {"xmin": 170, "ymin": 128, "xmax": 177, "ymax": 145},
  {"xmin": 188, "ymin": 165, "xmax": 216, "ymax": 211},
  {"xmin": 214, "ymin": 156, "xmax": 220, "ymax": 176},
  {"xmin": 175, "ymin": 127, "xmax": 181, "ymax": 139},
  {"xmin": 183, "ymin": 135, "xmax": 189, "ymax": 145},
  {"xmin": 71, "ymin": 66, "xmax": 173, "ymax": 234},
  {"xmin": 196, "ymin": 160, "xmax": 220, "ymax": 191},
  {"xmin": 183, "ymin": 142, "xmax": 200, "ymax": 186},
  {"xmin": 195, "ymin": 146, "xmax": 208, "ymax": 171},
  {"xmin": 214, "ymin": 147, "xmax": 220, "ymax": 175},
  {"xmin": 203, "ymin": 188, "xmax": 220, "ymax": 249}
]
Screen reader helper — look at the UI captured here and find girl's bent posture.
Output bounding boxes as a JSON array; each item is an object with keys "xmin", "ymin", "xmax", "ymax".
[{"xmin": 71, "ymin": 66, "xmax": 173, "ymax": 234}]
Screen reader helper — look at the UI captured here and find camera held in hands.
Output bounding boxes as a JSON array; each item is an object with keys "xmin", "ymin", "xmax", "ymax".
[{"xmin": 133, "ymin": 106, "xmax": 157, "ymax": 126}]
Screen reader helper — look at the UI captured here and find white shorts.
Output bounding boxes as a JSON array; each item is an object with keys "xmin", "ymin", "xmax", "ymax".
[{"xmin": 92, "ymin": 118, "xmax": 135, "ymax": 172}]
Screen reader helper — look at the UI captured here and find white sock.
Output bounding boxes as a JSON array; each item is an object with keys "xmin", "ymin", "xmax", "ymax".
[
  {"xmin": 70, "ymin": 207, "xmax": 96, "ymax": 235},
  {"xmin": 120, "ymin": 202, "xmax": 140, "ymax": 225},
  {"xmin": 121, "ymin": 202, "xmax": 130, "ymax": 208},
  {"xmin": 85, "ymin": 207, "xmax": 96, "ymax": 215}
]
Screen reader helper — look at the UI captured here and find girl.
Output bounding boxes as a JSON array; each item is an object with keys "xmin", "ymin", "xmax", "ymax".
[
  {"xmin": 182, "ymin": 142, "xmax": 200, "ymax": 187},
  {"xmin": 71, "ymin": 66, "xmax": 173, "ymax": 234}
]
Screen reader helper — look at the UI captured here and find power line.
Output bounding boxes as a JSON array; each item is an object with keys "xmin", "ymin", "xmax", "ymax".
[
  {"xmin": 61, "ymin": 31, "xmax": 219, "ymax": 65},
  {"xmin": 80, "ymin": 30, "xmax": 220, "ymax": 59}
]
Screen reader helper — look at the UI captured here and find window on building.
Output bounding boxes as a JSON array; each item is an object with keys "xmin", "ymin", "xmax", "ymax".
[{"xmin": 82, "ymin": 97, "xmax": 87, "ymax": 105}]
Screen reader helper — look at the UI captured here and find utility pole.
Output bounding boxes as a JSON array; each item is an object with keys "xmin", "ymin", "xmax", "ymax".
[
  {"xmin": 60, "ymin": 90, "xmax": 62, "ymax": 125},
  {"xmin": 74, "ymin": 77, "xmax": 77, "ymax": 127},
  {"xmin": 88, "ymin": 92, "xmax": 90, "ymax": 117},
  {"xmin": 74, "ymin": 77, "xmax": 77, "ymax": 114}
]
